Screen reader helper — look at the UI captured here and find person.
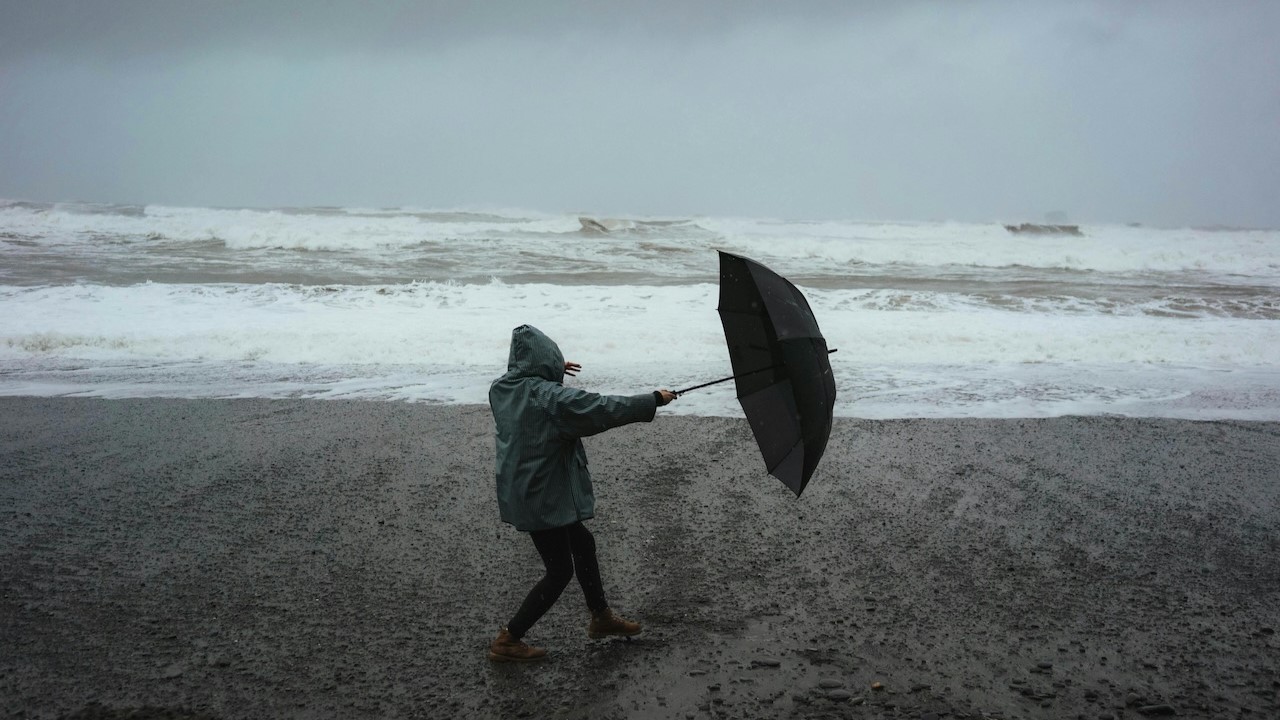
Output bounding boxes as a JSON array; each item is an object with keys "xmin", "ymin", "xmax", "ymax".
[{"xmin": 487, "ymin": 324, "xmax": 677, "ymax": 662}]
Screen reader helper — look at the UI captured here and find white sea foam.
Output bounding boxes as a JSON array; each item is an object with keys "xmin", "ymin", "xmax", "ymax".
[
  {"xmin": 4, "ymin": 202, "xmax": 1279, "ymax": 282},
  {"xmin": 0, "ymin": 202, "xmax": 576, "ymax": 250},
  {"xmin": 701, "ymin": 217, "xmax": 1280, "ymax": 280},
  {"xmin": 5, "ymin": 282, "xmax": 1279, "ymax": 366},
  {"xmin": 2, "ymin": 281, "xmax": 1278, "ymax": 417},
  {"xmin": 4, "ymin": 201, "xmax": 1280, "ymax": 418}
]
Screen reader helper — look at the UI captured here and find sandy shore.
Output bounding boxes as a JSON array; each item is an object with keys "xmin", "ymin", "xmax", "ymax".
[{"xmin": 1, "ymin": 398, "xmax": 1278, "ymax": 719}]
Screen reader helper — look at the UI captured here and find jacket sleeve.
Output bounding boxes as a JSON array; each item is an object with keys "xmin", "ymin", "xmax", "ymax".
[{"xmin": 542, "ymin": 385, "xmax": 659, "ymax": 439}]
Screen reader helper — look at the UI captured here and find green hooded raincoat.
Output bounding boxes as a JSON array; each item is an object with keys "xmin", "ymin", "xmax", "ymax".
[{"xmin": 490, "ymin": 325, "xmax": 658, "ymax": 532}]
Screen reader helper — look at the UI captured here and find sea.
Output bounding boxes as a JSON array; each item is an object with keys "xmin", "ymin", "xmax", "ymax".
[{"xmin": 2, "ymin": 200, "xmax": 1278, "ymax": 419}]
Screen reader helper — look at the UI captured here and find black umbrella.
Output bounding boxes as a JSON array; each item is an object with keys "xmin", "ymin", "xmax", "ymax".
[{"xmin": 677, "ymin": 251, "xmax": 836, "ymax": 496}]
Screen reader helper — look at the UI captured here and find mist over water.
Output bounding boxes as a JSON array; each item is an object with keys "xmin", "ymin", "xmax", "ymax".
[
  {"xmin": 3, "ymin": 3, "xmax": 1280, "ymax": 229},
  {"xmin": 2, "ymin": 201, "xmax": 1278, "ymax": 418}
]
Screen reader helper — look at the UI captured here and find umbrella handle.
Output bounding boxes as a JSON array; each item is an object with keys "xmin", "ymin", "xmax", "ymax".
[{"xmin": 675, "ymin": 348, "xmax": 837, "ymax": 396}]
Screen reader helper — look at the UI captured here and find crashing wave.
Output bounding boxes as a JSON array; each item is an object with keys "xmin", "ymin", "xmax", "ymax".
[
  {"xmin": 1004, "ymin": 223, "xmax": 1083, "ymax": 236},
  {"xmin": 578, "ymin": 217, "xmax": 637, "ymax": 233}
]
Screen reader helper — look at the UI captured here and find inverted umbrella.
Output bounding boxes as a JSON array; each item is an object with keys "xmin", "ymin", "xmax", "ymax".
[{"xmin": 677, "ymin": 251, "xmax": 836, "ymax": 496}]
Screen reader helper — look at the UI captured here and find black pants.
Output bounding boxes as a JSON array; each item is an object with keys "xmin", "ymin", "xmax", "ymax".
[{"xmin": 507, "ymin": 521, "xmax": 608, "ymax": 639}]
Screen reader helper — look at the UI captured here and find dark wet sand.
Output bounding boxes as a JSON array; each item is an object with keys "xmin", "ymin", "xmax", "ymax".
[{"xmin": 2, "ymin": 397, "xmax": 1278, "ymax": 719}]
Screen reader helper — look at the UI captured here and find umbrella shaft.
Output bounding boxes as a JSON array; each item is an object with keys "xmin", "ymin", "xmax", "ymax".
[{"xmin": 675, "ymin": 348, "xmax": 836, "ymax": 396}]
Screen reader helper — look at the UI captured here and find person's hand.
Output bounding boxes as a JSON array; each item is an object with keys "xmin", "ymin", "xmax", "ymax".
[
  {"xmin": 656, "ymin": 389, "xmax": 677, "ymax": 406},
  {"xmin": 564, "ymin": 361, "xmax": 582, "ymax": 377}
]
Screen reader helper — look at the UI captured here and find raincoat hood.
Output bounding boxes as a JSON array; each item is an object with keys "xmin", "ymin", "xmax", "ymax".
[{"xmin": 503, "ymin": 325, "xmax": 565, "ymax": 384}]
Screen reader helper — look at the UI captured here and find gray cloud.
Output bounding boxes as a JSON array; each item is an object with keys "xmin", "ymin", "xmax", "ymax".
[{"xmin": 1, "ymin": 0, "xmax": 1277, "ymax": 226}]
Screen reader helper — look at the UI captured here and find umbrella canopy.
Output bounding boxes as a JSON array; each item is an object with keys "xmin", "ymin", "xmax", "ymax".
[{"xmin": 717, "ymin": 251, "xmax": 836, "ymax": 496}]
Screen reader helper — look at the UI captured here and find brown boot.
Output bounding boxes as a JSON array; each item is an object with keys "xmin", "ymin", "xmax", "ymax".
[
  {"xmin": 488, "ymin": 627, "xmax": 547, "ymax": 662},
  {"xmin": 588, "ymin": 608, "xmax": 641, "ymax": 639}
]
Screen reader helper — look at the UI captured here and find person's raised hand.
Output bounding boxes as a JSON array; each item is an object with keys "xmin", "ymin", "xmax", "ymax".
[
  {"xmin": 564, "ymin": 361, "xmax": 582, "ymax": 377},
  {"xmin": 656, "ymin": 390, "xmax": 677, "ymax": 406}
]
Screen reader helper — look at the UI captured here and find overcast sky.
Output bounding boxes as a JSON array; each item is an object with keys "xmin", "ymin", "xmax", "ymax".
[{"xmin": 1, "ymin": 1, "xmax": 1277, "ymax": 226}]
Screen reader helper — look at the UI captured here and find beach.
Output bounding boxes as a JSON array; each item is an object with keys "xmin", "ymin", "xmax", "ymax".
[{"xmin": 2, "ymin": 397, "xmax": 1277, "ymax": 719}]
